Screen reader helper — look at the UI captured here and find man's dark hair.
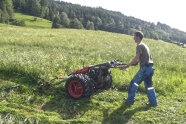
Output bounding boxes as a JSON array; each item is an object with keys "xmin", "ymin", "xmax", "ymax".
[{"xmin": 134, "ymin": 31, "xmax": 143, "ymax": 40}]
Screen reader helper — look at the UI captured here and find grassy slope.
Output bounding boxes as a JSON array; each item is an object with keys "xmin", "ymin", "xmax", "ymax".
[
  {"xmin": 13, "ymin": 13, "xmax": 52, "ymax": 28},
  {"xmin": 0, "ymin": 23, "xmax": 185, "ymax": 124}
]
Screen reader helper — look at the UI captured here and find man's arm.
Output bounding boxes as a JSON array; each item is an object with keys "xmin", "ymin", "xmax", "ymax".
[{"xmin": 122, "ymin": 53, "xmax": 140, "ymax": 69}]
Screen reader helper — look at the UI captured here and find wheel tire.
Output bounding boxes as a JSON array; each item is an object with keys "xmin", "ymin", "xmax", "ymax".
[
  {"xmin": 95, "ymin": 73, "xmax": 113, "ymax": 90},
  {"xmin": 65, "ymin": 74, "xmax": 94, "ymax": 99}
]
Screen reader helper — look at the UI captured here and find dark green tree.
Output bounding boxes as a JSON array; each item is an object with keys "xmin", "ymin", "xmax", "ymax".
[
  {"xmin": 94, "ymin": 17, "xmax": 102, "ymax": 29},
  {"xmin": 52, "ymin": 14, "xmax": 61, "ymax": 28},
  {"xmin": 0, "ymin": 0, "xmax": 13, "ymax": 23},
  {"xmin": 60, "ymin": 12, "xmax": 70, "ymax": 27},
  {"xmin": 13, "ymin": 0, "xmax": 26, "ymax": 11},
  {"xmin": 86, "ymin": 20, "xmax": 94, "ymax": 30},
  {"xmin": 31, "ymin": 0, "xmax": 41, "ymax": 17},
  {"xmin": 70, "ymin": 18, "xmax": 84, "ymax": 29},
  {"xmin": 40, "ymin": 0, "xmax": 48, "ymax": 7},
  {"xmin": 48, "ymin": 8, "xmax": 54, "ymax": 21}
]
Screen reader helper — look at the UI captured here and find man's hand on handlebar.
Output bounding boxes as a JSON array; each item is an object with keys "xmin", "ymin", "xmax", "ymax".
[{"xmin": 122, "ymin": 64, "xmax": 130, "ymax": 70}]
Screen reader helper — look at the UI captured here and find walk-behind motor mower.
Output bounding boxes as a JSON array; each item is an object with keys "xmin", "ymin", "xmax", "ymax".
[{"xmin": 38, "ymin": 59, "xmax": 127, "ymax": 99}]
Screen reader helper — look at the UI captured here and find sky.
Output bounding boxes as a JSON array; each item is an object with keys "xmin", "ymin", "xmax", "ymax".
[{"xmin": 62, "ymin": 0, "xmax": 186, "ymax": 32}]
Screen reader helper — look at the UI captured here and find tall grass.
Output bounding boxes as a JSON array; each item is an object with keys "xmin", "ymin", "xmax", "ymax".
[{"xmin": 0, "ymin": 23, "xmax": 185, "ymax": 123}]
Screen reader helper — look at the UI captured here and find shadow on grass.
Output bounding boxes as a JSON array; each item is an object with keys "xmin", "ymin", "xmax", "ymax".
[
  {"xmin": 41, "ymin": 85, "xmax": 92, "ymax": 120},
  {"xmin": 102, "ymin": 102, "xmax": 151, "ymax": 124},
  {"xmin": 0, "ymin": 63, "xmax": 42, "ymax": 93}
]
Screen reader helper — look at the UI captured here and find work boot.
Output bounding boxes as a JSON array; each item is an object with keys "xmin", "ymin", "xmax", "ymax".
[
  {"xmin": 146, "ymin": 103, "xmax": 157, "ymax": 107},
  {"xmin": 123, "ymin": 98, "xmax": 134, "ymax": 105}
]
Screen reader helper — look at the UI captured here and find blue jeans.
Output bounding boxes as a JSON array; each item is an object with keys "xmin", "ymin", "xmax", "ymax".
[
  {"xmin": 129, "ymin": 65, "xmax": 154, "ymax": 89},
  {"xmin": 127, "ymin": 65, "xmax": 158, "ymax": 106}
]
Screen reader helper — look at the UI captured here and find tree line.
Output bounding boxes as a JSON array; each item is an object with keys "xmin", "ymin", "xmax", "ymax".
[
  {"xmin": 1, "ymin": 0, "xmax": 186, "ymax": 44},
  {"xmin": 0, "ymin": 0, "xmax": 13, "ymax": 23}
]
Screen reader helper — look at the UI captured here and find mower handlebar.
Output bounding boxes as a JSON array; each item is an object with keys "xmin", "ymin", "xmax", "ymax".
[{"xmin": 89, "ymin": 59, "xmax": 128, "ymax": 69}]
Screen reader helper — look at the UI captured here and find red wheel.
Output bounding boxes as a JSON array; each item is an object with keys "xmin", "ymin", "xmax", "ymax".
[
  {"xmin": 66, "ymin": 74, "xmax": 94, "ymax": 99},
  {"xmin": 68, "ymin": 81, "xmax": 83, "ymax": 98}
]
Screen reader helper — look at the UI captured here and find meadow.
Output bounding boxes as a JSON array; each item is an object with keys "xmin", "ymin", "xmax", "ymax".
[
  {"xmin": 13, "ymin": 13, "xmax": 52, "ymax": 28},
  {"xmin": 0, "ymin": 23, "xmax": 185, "ymax": 123}
]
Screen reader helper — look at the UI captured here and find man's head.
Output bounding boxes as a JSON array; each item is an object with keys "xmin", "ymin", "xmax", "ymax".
[{"xmin": 134, "ymin": 31, "xmax": 143, "ymax": 43}]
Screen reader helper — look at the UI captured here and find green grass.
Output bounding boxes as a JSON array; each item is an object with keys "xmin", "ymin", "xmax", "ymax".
[
  {"xmin": 0, "ymin": 23, "xmax": 185, "ymax": 124},
  {"xmin": 13, "ymin": 13, "xmax": 52, "ymax": 28}
]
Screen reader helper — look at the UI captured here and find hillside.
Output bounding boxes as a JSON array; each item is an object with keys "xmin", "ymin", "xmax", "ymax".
[
  {"xmin": 0, "ymin": 23, "xmax": 185, "ymax": 123},
  {"xmin": 1, "ymin": 0, "xmax": 186, "ymax": 44},
  {"xmin": 13, "ymin": 0, "xmax": 186, "ymax": 44},
  {"xmin": 13, "ymin": 13, "xmax": 52, "ymax": 28}
]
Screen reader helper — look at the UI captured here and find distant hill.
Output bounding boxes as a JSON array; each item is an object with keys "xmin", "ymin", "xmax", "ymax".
[{"xmin": 0, "ymin": 0, "xmax": 186, "ymax": 44}]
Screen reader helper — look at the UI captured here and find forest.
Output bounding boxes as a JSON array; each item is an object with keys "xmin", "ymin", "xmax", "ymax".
[{"xmin": 1, "ymin": 0, "xmax": 186, "ymax": 44}]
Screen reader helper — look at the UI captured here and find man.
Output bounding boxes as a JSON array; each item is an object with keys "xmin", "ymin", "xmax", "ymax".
[{"xmin": 122, "ymin": 31, "xmax": 158, "ymax": 107}]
